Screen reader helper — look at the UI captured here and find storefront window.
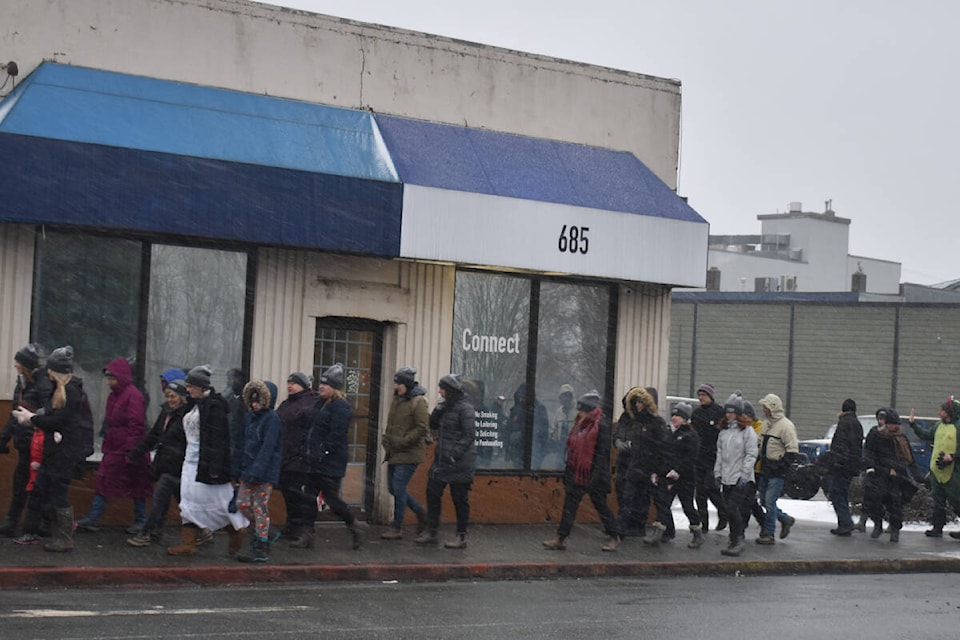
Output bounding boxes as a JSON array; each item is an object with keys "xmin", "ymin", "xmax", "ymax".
[
  {"xmin": 532, "ymin": 282, "xmax": 611, "ymax": 471},
  {"xmin": 451, "ymin": 272, "xmax": 530, "ymax": 470},
  {"xmin": 452, "ymin": 271, "xmax": 614, "ymax": 472}
]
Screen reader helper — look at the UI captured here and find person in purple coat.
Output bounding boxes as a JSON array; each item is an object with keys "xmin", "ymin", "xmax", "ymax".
[{"xmin": 76, "ymin": 357, "xmax": 153, "ymax": 533}]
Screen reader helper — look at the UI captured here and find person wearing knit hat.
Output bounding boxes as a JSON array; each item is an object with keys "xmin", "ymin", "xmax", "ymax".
[
  {"xmin": 862, "ymin": 407, "xmax": 913, "ymax": 542},
  {"xmin": 297, "ymin": 364, "xmax": 366, "ymax": 550},
  {"xmin": 605, "ymin": 385, "xmax": 671, "ymax": 550},
  {"xmin": 415, "ymin": 374, "xmax": 476, "ymax": 550},
  {"xmin": 0, "ymin": 344, "xmax": 53, "ymax": 538},
  {"xmin": 715, "ymin": 393, "xmax": 758, "ymax": 557},
  {"xmin": 612, "ymin": 387, "xmax": 644, "ymax": 537},
  {"xmin": 723, "ymin": 391, "xmax": 744, "ymax": 417},
  {"xmin": 692, "ymin": 383, "xmax": 727, "ymax": 532},
  {"xmin": 825, "ymin": 399, "xmax": 864, "ymax": 537},
  {"xmin": 168, "ymin": 364, "xmax": 248, "ymax": 558},
  {"xmin": 318, "ymin": 363, "xmax": 344, "ymax": 390},
  {"xmin": 380, "ymin": 366, "xmax": 430, "ymax": 540},
  {"xmin": 909, "ymin": 398, "xmax": 960, "ymax": 540},
  {"xmin": 11, "ymin": 345, "xmax": 90, "ymax": 552},
  {"xmin": 661, "ymin": 402, "xmax": 704, "ymax": 548},
  {"xmin": 542, "ymin": 390, "xmax": 619, "ymax": 553},
  {"xmin": 276, "ymin": 371, "xmax": 320, "ymax": 546}
]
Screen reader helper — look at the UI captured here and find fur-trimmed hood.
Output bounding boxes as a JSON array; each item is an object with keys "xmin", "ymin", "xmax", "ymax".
[
  {"xmin": 242, "ymin": 379, "xmax": 278, "ymax": 411},
  {"xmin": 625, "ymin": 386, "xmax": 657, "ymax": 418}
]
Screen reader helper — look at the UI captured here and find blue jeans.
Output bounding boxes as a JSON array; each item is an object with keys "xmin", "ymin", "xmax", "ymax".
[
  {"xmin": 84, "ymin": 494, "xmax": 146, "ymax": 527},
  {"xmin": 387, "ymin": 463, "xmax": 424, "ymax": 528},
  {"xmin": 142, "ymin": 473, "xmax": 181, "ymax": 534},
  {"xmin": 828, "ymin": 474, "xmax": 853, "ymax": 527},
  {"xmin": 758, "ymin": 475, "xmax": 790, "ymax": 536}
]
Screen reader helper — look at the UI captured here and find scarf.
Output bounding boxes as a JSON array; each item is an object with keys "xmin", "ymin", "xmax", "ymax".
[
  {"xmin": 879, "ymin": 424, "xmax": 912, "ymax": 464},
  {"xmin": 566, "ymin": 407, "xmax": 602, "ymax": 485}
]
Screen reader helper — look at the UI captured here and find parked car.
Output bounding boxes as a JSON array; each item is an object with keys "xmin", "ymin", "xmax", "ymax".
[{"xmin": 794, "ymin": 414, "xmax": 937, "ymax": 499}]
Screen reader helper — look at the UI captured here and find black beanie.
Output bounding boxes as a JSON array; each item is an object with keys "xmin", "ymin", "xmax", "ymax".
[
  {"xmin": 841, "ymin": 398, "xmax": 857, "ymax": 413},
  {"xmin": 14, "ymin": 343, "xmax": 43, "ymax": 370}
]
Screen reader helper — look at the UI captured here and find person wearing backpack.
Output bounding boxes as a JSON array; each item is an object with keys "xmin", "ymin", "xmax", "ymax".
[{"xmin": 12, "ymin": 346, "xmax": 90, "ymax": 552}]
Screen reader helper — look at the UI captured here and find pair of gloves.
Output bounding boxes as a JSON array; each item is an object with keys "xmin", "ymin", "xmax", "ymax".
[{"xmin": 716, "ymin": 476, "xmax": 750, "ymax": 489}]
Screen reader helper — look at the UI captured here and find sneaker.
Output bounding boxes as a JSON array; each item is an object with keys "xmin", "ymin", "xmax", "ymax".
[
  {"xmin": 380, "ymin": 528, "xmax": 403, "ymax": 540},
  {"xmin": 779, "ymin": 516, "xmax": 795, "ymax": 539},
  {"xmin": 75, "ymin": 519, "xmax": 99, "ymax": 533},
  {"xmin": 830, "ymin": 526, "xmax": 853, "ymax": 537},
  {"xmin": 755, "ymin": 534, "xmax": 776, "ymax": 545},
  {"xmin": 13, "ymin": 533, "xmax": 39, "ymax": 545},
  {"xmin": 600, "ymin": 535, "xmax": 621, "ymax": 552},
  {"xmin": 126, "ymin": 532, "xmax": 152, "ymax": 547},
  {"xmin": 125, "ymin": 524, "xmax": 144, "ymax": 535}
]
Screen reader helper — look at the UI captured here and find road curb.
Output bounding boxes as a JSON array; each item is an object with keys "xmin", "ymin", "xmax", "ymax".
[{"xmin": 4, "ymin": 557, "xmax": 960, "ymax": 590}]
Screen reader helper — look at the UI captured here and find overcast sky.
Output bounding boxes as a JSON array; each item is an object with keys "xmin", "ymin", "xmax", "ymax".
[{"xmin": 262, "ymin": 1, "xmax": 957, "ymax": 285}]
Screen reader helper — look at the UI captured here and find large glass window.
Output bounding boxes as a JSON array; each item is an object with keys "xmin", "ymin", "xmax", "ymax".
[
  {"xmin": 32, "ymin": 230, "xmax": 250, "ymax": 453},
  {"xmin": 451, "ymin": 272, "xmax": 530, "ymax": 470},
  {"xmin": 452, "ymin": 271, "xmax": 614, "ymax": 473},
  {"xmin": 532, "ymin": 282, "xmax": 611, "ymax": 471}
]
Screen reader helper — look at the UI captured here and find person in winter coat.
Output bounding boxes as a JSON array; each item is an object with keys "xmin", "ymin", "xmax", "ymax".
[
  {"xmin": 714, "ymin": 393, "xmax": 758, "ymax": 556},
  {"xmin": 692, "ymin": 383, "xmax": 727, "ymax": 532},
  {"xmin": 542, "ymin": 391, "xmax": 619, "ymax": 551},
  {"xmin": 608, "ymin": 387, "xmax": 671, "ymax": 550},
  {"xmin": 380, "ymin": 366, "xmax": 430, "ymax": 540},
  {"xmin": 414, "ymin": 374, "xmax": 476, "ymax": 550},
  {"xmin": 909, "ymin": 398, "xmax": 960, "ymax": 539},
  {"xmin": 612, "ymin": 387, "xmax": 644, "ymax": 536},
  {"xmin": 297, "ymin": 363, "xmax": 366, "ymax": 550},
  {"xmin": 12, "ymin": 346, "xmax": 91, "ymax": 552},
  {"xmin": 125, "ymin": 379, "xmax": 191, "ymax": 547},
  {"xmin": 826, "ymin": 399, "xmax": 864, "ymax": 536},
  {"xmin": 223, "ymin": 368, "xmax": 247, "ymax": 472},
  {"xmin": 233, "ymin": 380, "xmax": 283, "ymax": 563},
  {"xmin": 863, "ymin": 407, "xmax": 914, "ymax": 542},
  {"xmin": 276, "ymin": 371, "xmax": 320, "ymax": 544},
  {"xmin": 741, "ymin": 401, "xmax": 767, "ymax": 529},
  {"xmin": 0, "ymin": 343, "xmax": 52, "ymax": 538},
  {"xmin": 658, "ymin": 402, "xmax": 704, "ymax": 549},
  {"xmin": 76, "ymin": 357, "xmax": 152, "ymax": 533},
  {"xmin": 756, "ymin": 393, "xmax": 800, "ymax": 545},
  {"xmin": 167, "ymin": 365, "xmax": 248, "ymax": 557},
  {"xmin": 11, "ymin": 420, "xmax": 47, "ymax": 545}
]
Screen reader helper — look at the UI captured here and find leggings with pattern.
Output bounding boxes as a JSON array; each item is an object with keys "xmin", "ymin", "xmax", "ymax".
[{"xmin": 237, "ymin": 482, "xmax": 273, "ymax": 541}]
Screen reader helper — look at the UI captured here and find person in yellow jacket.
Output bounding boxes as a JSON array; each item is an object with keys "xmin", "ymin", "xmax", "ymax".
[
  {"xmin": 910, "ymin": 397, "xmax": 960, "ymax": 539},
  {"xmin": 756, "ymin": 393, "xmax": 800, "ymax": 544}
]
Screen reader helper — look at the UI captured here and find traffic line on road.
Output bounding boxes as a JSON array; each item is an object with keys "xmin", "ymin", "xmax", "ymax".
[{"xmin": 0, "ymin": 606, "xmax": 310, "ymax": 619}]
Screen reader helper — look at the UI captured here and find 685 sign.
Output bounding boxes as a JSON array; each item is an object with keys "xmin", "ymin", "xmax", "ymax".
[{"xmin": 557, "ymin": 225, "xmax": 590, "ymax": 255}]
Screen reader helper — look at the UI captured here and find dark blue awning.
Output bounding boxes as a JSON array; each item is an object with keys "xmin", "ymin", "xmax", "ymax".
[{"xmin": 0, "ymin": 63, "xmax": 402, "ymax": 255}]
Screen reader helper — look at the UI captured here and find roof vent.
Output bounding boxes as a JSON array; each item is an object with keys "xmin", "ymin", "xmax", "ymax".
[{"xmin": 788, "ymin": 201, "xmax": 802, "ymax": 213}]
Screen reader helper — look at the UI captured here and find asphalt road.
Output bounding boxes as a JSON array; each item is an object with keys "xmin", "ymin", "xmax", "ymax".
[{"xmin": 0, "ymin": 574, "xmax": 955, "ymax": 639}]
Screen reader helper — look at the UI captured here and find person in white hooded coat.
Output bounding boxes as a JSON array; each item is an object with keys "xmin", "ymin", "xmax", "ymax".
[{"xmin": 714, "ymin": 392, "xmax": 757, "ymax": 557}]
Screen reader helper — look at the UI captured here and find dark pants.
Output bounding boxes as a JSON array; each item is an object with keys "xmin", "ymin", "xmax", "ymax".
[
  {"xmin": 828, "ymin": 473, "xmax": 854, "ymax": 528},
  {"xmin": 721, "ymin": 481, "xmax": 755, "ymax": 542},
  {"xmin": 426, "ymin": 477, "xmax": 471, "ymax": 534},
  {"xmin": 142, "ymin": 473, "xmax": 180, "ymax": 534},
  {"xmin": 281, "ymin": 469, "xmax": 316, "ymax": 530},
  {"xmin": 863, "ymin": 472, "xmax": 902, "ymax": 528},
  {"xmin": 695, "ymin": 465, "xmax": 726, "ymax": 527},
  {"xmin": 616, "ymin": 474, "xmax": 656, "ymax": 535},
  {"xmin": 32, "ymin": 471, "xmax": 71, "ymax": 509},
  {"xmin": 665, "ymin": 476, "xmax": 701, "ymax": 532},
  {"xmin": 304, "ymin": 473, "xmax": 355, "ymax": 526},
  {"xmin": 3, "ymin": 446, "xmax": 31, "ymax": 523},
  {"xmin": 615, "ymin": 453, "xmax": 645, "ymax": 533},
  {"xmin": 557, "ymin": 481, "xmax": 618, "ymax": 539}
]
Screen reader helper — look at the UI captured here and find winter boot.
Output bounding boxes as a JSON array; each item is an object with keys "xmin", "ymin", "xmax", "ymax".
[
  {"xmin": 227, "ymin": 526, "xmax": 247, "ymax": 556},
  {"xmin": 414, "ymin": 528, "xmax": 439, "ymax": 545},
  {"xmin": 289, "ymin": 527, "xmax": 315, "ymax": 549},
  {"xmin": 890, "ymin": 521, "xmax": 901, "ymax": 543},
  {"xmin": 43, "ymin": 507, "xmax": 75, "ymax": 553},
  {"xmin": 167, "ymin": 525, "xmax": 199, "ymax": 556},
  {"xmin": 415, "ymin": 509, "xmax": 429, "ymax": 535},
  {"xmin": 380, "ymin": 527, "xmax": 403, "ymax": 540},
  {"xmin": 444, "ymin": 532, "xmax": 467, "ymax": 549},
  {"xmin": 542, "ymin": 535, "xmax": 567, "ymax": 550},
  {"xmin": 714, "ymin": 516, "xmax": 728, "ymax": 532},
  {"xmin": 237, "ymin": 538, "xmax": 269, "ymax": 563},
  {"xmin": 925, "ymin": 526, "xmax": 944, "ymax": 538},
  {"xmin": 870, "ymin": 519, "xmax": 884, "ymax": 539},
  {"xmin": 348, "ymin": 520, "xmax": 367, "ymax": 550},
  {"xmin": 854, "ymin": 513, "xmax": 868, "ymax": 533},
  {"xmin": 721, "ymin": 536, "xmax": 745, "ymax": 557},
  {"xmin": 642, "ymin": 522, "xmax": 666, "ymax": 546},
  {"xmin": 688, "ymin": 525, "xmax": 706, "ymax": 549}
]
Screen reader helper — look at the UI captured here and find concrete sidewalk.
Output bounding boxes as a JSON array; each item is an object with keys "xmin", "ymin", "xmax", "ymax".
[{"xmin": 2, "ymin": 517, "xmax": 960, "ymax": 589}]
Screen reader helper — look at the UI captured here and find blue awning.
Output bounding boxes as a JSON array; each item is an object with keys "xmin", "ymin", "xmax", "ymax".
[{"xmin": 0, "ymin": 63, "xmax": 402, "ymax": 255}]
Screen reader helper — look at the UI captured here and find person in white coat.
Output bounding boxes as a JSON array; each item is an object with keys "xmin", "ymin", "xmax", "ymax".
[{"xmin": 714, "ymin": 392, "xmax": 758, "ymax": 557}]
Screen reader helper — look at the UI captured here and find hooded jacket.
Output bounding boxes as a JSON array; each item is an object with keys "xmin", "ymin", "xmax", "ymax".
[
  {"xmin": 277, "ymin": 386, "xmax": 321, "ymax": 473},
  {"xmin": 758, "ymin": 394, "xmax": 799, "ymax": 474},
  {"xmin": 383, "ymin": 383, "xmax": 430, "ymax": 465},
  {"xmin": 623, "ymin": 386, "xmax": 669, "ymax": 480},
  {"xmin": 99, "ymin": 357, "xmax": 152, "ymax": 498},
  {"xmin": 429, "ymin": 389, "xmax": 477, "ymax": 484},
  {"xmin": 304, "ymin": 393, "xmax": 353, "ymax": 478},
  {"xmin": 235, "ymin": 380, "xmax": 283, "ymax": 485},
  {"xmin": 714, "ymin": 418, "xmax": 758, "ymax": 486},
  {"xmin": 31, "ymin": 377, "xmax": 90, "ymax": 480}
]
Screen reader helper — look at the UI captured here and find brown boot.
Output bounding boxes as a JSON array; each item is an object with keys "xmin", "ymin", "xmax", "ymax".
[
  {"xmin": 380, "ymin": 527, "xmax": 403, "ymax": 540},
  {"xmin": 414, "ymin": 529, "xmax": 439, "ymax": 545},
  {"xmin": 227, "ymin": 527, "xmax": 246, "ymax": 556},
  {"xmin": 167, "ymin": 525, "xmax": 198, "ymax": 556},
  {"xmin": 542, "ymin": 535, "xmax": 567, "ymax": 550}
]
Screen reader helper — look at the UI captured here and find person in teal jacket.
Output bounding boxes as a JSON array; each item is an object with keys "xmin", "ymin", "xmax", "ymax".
[{"xmin": 910, "ymin": 397, "xmax": 960, "ymax": 539}]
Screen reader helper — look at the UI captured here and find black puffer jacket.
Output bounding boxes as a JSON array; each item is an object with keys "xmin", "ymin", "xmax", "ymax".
[
  {"xmin": 194, "ymin": 391, "xmax": 231, "ymax": 485},
  {"xmin": 2, "ymin": 369, "xmax": 53, "ymax": 452},
  {"xmin": 830, "ymin": 411, "xmax": 864, "ymax": 477},
  {"xmin": 128, "ymin": 402, "xmax": 187, "ymax": 480},
  {"xmin": 277, "ymin": 388, "xmax": 320, "ymax": 473},
  {"xmin": 428, "ymin": 391, "xmax": 476, "ymax": 484},
  {"xmin": 692, "ymin": 400, "xmax": 725, "ymax": 470},
  {"xmin": 661, "ymin": 423, "xmax": 701, "ymax": 482},
  {"xmin": 626, "ymin": 410, "xmax": 670, "ymax": 480},
  {"xmin": 31, "ymin": 378, "xmax": 89, "ymax": 481}
]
